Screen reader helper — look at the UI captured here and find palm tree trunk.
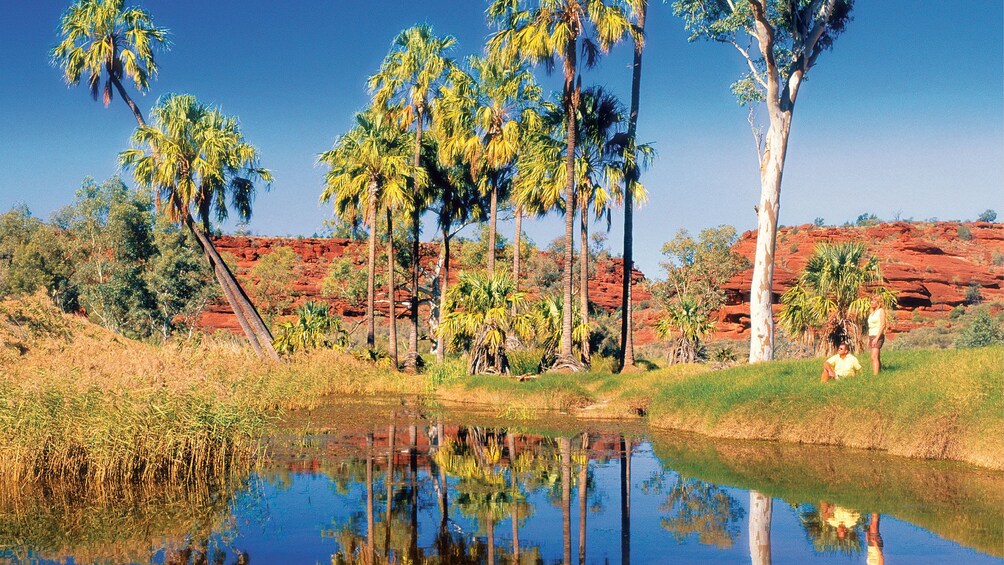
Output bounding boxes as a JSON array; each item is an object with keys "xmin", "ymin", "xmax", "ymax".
[
  {"xmin": 185, "ymin": 216, "xmax": 278, "ymax": 361},
  {"xmin": 556, "ymin": 37, "xmax": 580, "ymax": 370},
  {"xmin": 405, "ymin": 112, "xmax": 424, "ymax": 371},
  {"xmin": 748, "ymin": 112, "xmax": 792, "ymax": 363},
  {"xmin": 488, "ymin": 177, "xmax": 498, "ymax": 275},
  {"xmin": 749, "ymin": 491, "xmax": 773, "ymax": 565},
  {"xmin": 367, "ymin": 184, "xmax": 378, "ymax": 348},
  {"xmin": 487, "ymin": 518, "xmax": 496, "ymax": 565},
  {"xmin": 578, "ymin": 433, "xmax": 589, "ymax": 565},
  {"xmin": 579, "ymin": 197, "xmax": 590, "ymax": 364},
  {"xmin": 513, "ymin": 205, "xmax": 523, "ymax": 291},
  {"xmin": 109, "ymin": 74, "xmax": 147, "ymax": 127},
  {"xmin": 436, "ymin": 226, "xmax": 451, "ymax": 363},
  {"xmin": 620, "ymin": 0, "xmax": 646, "ymax": 372},
  {"xmin": 387, "ymin": 209, "xmax": 399, "ymax": 368},
  {"xmin": 560, "ymin": 436, "xmax": 572, "ymax": 565}
]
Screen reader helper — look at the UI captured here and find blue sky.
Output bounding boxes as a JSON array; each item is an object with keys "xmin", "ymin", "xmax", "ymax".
[{"xmin": 1, "ymin": 1, "xmax": 1001, "ymax": 276}]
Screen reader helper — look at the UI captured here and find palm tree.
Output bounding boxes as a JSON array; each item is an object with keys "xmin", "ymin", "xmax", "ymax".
[
  {"xmin": 370, "ymin": 25, "xmax": 456, "ymax": 372},
  {"xmin": 423, "ymin": 134, "xmax": 489, "ymax": 363},
  {"xmin": 656, "ymin": 294, "xmax": 716, "ymax": 364},
  {"xmin": 779, "ymin": 241, "xmax": 895, "ymax": 354},
  {"xmin": 437, "ymin": 51, "xmax": 543, "ymax": 276},
  {"xmin": 320, "ymin": 105, "xmax": 413, "ymax": 351},
  {"xmin": 439, "ymin": 271, "xmax": 535, "ymax": 375},
  {"xmin": 619, "ymin": 0, "xmax": 647, "ymax": 372},
  {"xmin": 119, "ymin": 94, "xmax": 276, "ymax": 359},
  {"xmin": 489, "ymin": 0, "xmax": 630, "ymax": 371},
  {"xmin": 52, "ymin": 0, "xmax": 169, "ymax": 127}
]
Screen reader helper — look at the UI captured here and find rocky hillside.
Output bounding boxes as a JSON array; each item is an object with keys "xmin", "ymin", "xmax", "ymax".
[
  {"xmin": 718, "ymin": 222, "xmax": 1003, "ymax": 338},
  {"xmin": 197, "ymin": 221, "xmax": 1003, "ymax": 344}
]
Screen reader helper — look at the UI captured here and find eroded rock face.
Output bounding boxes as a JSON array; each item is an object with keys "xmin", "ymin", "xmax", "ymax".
[
  {"xmin": 718, "ymin": 222, "xmax": 1004, "ymax": 339},
  {"xmin": 196, "ymin": 237, "xmax": 650, "ymax": 334},
  {"xmin": 196, "ymin": 222, "xmax": 1003, "ymax": 344}
]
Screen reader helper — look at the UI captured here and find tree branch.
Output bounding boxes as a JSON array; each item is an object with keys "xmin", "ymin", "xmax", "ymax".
[{"xmin": 726, "ymin": 39, "xmax": 768, "ymax": 89}]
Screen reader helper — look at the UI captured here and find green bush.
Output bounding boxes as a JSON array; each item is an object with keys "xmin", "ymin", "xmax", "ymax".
[
  {"xmin": 427, "ymin": 357, "xmax": 466, "ymax": 386},
  {"xmin": 957, "ymin": 225, "xmax": 973, "ymax": 241},
  {"xmin": 508, "ymin": 348, "xmax": 544, "ymax": 376},
  {"xmin": 955, "ymin": 310, "xmax": 1004, "ymax": 348},
  {"xmin": 992, "ymin": 251, "xmax": 1004, "ymax": 267},
  {"xmin": 965, "ymin": 283, "xmax": 983, "ymax": 305},
  {"xmin": 976, "ymin": 209, "xmax": 996, "ymax": 223}
]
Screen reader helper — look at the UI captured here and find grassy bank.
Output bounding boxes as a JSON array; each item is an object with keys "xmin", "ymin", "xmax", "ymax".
[
  {"xmin": 438, "ymin": 347, "xmax": 1004, "ymax": 469},
  {"xmin": 0, "ymin": 296, "xmax": 422, "ymax": 485},
  {"xmin": 4, "ymin": 296, "xmax": 1001, "ymax": 483}
]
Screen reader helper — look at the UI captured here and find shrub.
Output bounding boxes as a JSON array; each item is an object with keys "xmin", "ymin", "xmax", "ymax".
[
  {"xmin": 957, "ymin": 225, "xmax": 973, "ymax": 241},
  {"xmin": 964, "ymin": 283, "xmax": 983, "ymax": 305},
  {"xmin": 991, "ymin": 251, "xmax": 1004, "ymax": 267},
  {"xmin": 426, "ymin": 357, "xmax": 466, "ymax": 386},
  {"xmin": 508, "ymin": 348, "xmax": 544, "ymax": 376},
  {"xmin": 813, "ymin": 217, "xmax": 825, "ymax": 227},
  {"xmin": 889, "ymin": 326, "xmax": 955, "ymax": 350},
  {"xmin": 976, "ymin": 209, "xmax": 997, "ymax": 223},
  {"xmin": 955, "ymin": 310, "xmax": 1004, "ymax": 348},
  {"xmin": 949, "ymin": 305, "xmax": 966, "ymax": 320}
]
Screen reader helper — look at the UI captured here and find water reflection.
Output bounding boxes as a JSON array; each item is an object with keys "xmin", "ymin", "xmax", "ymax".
[{"xmin": 4, "ymin": 406, "xmax": 1002, "ymax": 564}]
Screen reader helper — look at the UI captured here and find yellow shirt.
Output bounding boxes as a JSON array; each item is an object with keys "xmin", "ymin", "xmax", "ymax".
[
  {"xmin": 868, "ymin": 308, "xmax": 885, "ymax": 337},
  {"xmin": 827, "ymin": 353, "xmax": 862, "ymax": 378}
]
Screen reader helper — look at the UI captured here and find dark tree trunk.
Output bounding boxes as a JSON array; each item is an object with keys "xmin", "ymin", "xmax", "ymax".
[
  {"xmin": 366, "ymin": 431, "xmax": 375, "ymax": 563},
  {"xmin": 110, "ymin": 73, "xmax": 147, "ymax": 127},
  {"xmin": 579, "ymin": 197, "xmax": 590, "ymax": 364},
  {"xmin": 560, "ymin": 436, "xmax": 572, "ymax": 565},
  {"xmin": 405, "ymin": 111, "xmax": 424, "ymax": 371},
  {"xmin": 488, "ymin": 177, "xmax": 498, "ymax": 275},
  {"xmin": 620, "ymin": 0, "xmax": 646, "ymax": 372},
  {"xmin": 508, "ymin": 432, "xmax": 520, "ymax": 563},
  {"xmin": 513, "ymin": 205, "xmax": 523, "ymax": 291},
  {"xmin": 387, "ymin": 209, "xmax": 399, "ymax": 368},
  {"xmin": 578, "ymin": 433, "xmax": 589, "ymax": 565},
  {"xmin": 436, "ymin": 226, "xmax": 451, "ymax": 363},
  {"xmin": 385, "ymin": 422, "xmax": 396, "ymax": 560},
  {"xmin": 185, "ymin": 216, "xmax": 278, "ymax": 361},
  {"xmin": 366, "ymin": 184, "xmax": 378, "ymax": 348}
]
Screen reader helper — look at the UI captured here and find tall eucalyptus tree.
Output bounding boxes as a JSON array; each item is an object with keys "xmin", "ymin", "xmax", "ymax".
[
  {"xmin": 489, "ymin": 0, "xmax": 630, "ymax": 370},
  {"xmin": 119, "ymin": 94, "xmax": 276, "ymax": 359},
  {"xmin": 52, "ymin": 0, "xmax": 169, "ymax": 127},
  {"xmin": 673, "ymin": 0, "xmax": 854, "ymax": 362},
  {"xmin": 320, "ymin": 105, "xmax": 414, "ymax": 350},
  {"xmin": 370, "ymin": 25, "xmax": 456, "ymax": 371},
  {"xmin": 436, "ymin": 51, "xmax": 543, "ymax": 276}
]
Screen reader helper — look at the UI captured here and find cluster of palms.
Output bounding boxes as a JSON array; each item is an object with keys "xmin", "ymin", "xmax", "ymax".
[
  {"xmin": 52, "ymin": 0, "xmax": 856, "ymax": 371},
  {"xmin": 321, "ymin": 1, "xmax": 653, "ymax": 373}
]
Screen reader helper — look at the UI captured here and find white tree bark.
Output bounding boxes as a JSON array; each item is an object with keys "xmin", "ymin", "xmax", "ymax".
[{"xmin": 748, "ymin": 490, "xmax": 773, "ymax": 565}]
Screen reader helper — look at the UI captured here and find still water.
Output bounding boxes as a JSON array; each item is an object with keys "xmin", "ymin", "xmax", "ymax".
[{"xmin": 3, "ymin": 402, "xmax": 1003, "ymax": 564}]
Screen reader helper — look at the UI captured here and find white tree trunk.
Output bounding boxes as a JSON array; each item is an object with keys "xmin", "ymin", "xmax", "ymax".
[{"xmin": 748, "ymin": 112, "xmax": 792, "ymax": 363}]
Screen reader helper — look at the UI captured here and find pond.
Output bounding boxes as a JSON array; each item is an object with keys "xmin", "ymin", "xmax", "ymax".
[{"xmin": 3, "ymin": 401, "xmax": 1003, "ymax": 564}]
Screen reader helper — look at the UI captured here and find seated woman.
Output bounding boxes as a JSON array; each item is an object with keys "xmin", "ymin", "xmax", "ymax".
[{"xmin": 821, "ymin": 342, "xmax": 862, "ymax": 382}]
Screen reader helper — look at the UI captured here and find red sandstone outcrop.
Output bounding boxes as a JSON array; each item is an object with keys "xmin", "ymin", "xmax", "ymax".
[
  {"xmin": 718, "ymin": 222, "xmax": 1003, "ymax": 338},
  {"xmin": 196, "ymin": 221, "xmax": 1003, "ymax": 344}
]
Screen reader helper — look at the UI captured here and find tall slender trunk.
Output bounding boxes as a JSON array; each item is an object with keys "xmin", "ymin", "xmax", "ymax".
[
  {"xmin": 109, "ymin": 73, "xmax": 147, "ymax": 127},
  {"xmin": 488, "ymin": 177, "xmax": 498, "ymax": 275},
  {"xmin": 620, "ymin": 435, "xmax": 631, "ymax": 565},
  {"xmin": 405, "ymin": 111, "xmax": 424, "ymax": 371},
  {"xmin": 487, "ymin": 518, "xmax": 496, "ymax": 565},
  {"xmin": 366, "ymin": 431, "xmax": 375, "ymax": 564},
  {"xmin": 387, "ymin": 209, "xmax": 399, "ymax": 367},
  {"xmin": 508, "ymin": 433, "xmax": 519, "ymax": 564},
  {"xmin": 560, "ymin": 436, "xmax": 572, "ymax": 565},
  {"xmin": 557, "ymin": 37, "xmax": 580, "ymax": 369},
  {"xmin": 620, "ymin": 0, "xmax": 646, "ymax": 372},
  {"xmin": 436, "ymin": 227, "xmax": 451, "ymax": 363},
  {"xmin": 366, "ymin": 184, "xmax": 378, "ymax": 348},
  {"xmin": 579, "ymin": 197, "xmax": 590, "ymax": 364},
  {"xmin": 578, "ymin": 433, "xmax": 588, "ymax": 565},
  {"xmin": 409, "ymin": 425, "xmax": 419, "ymax": 562},
  {"xmin": 748, "ymin": 112, "xmax": 792, "ymax": 363},
  {"xmin": 185, "ymin": 216, "xmax": 278, "ymax": 361},
  {"xmin": 749, "ymin": 491, "xmax": 773, "ymax": 565},
  {"xmin": 512, "ymin": 205, "xmax": 523, "ymax": 291}
]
